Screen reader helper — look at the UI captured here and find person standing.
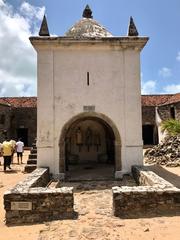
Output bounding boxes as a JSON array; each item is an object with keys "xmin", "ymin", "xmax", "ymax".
[
  {"xmin": 10, "ymin": 139, "xmax": 16, "ymax": 164},
  {"xmin": 2, "ymin": 137, "xmax": 13, "ymax": 171},
  {"xmin": 16, "ymin": 138, "xmax": 24, "ymax": 164}
]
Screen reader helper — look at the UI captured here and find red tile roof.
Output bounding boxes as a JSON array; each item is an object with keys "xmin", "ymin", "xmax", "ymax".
[
  {"xmin": 161, "ymin": 93, "xmax": 180, "ymax": 105},
  {"xmin": 0, "ymin": 94, "xmax": 179, "ymax": 108},
  {"xmin": 141, "ymin": 94, "xmax": 173, "ymax": 106},
  {"xmin": 0, "ymin": 97, "xmax": 37, "ymax": 108},
  {"xmin": 142, "ymin": 93, "xmax": 180, "ymax": 106}
]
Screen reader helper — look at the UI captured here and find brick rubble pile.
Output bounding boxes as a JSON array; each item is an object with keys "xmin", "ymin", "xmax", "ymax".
[{"xmin": 144, "ymin": 135, "xmax": 180, "ymax": 167}]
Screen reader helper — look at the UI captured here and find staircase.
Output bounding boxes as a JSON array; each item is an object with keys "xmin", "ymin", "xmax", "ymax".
[{"xmin": 24, "ymin": 142, "xmax": 37, "ymax": 173}]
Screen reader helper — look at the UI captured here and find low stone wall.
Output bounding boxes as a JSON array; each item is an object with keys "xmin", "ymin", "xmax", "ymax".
[
  {"xmin": 113, "ymin": 165, "xmax": 180, "ymax": 218},
  {"xmin": 132, "ymin": 165, "xmax": 173, "ymax": 187},
  {"xmin": 4, "ymin": 168, "xmax": 74, "ymax": 224},
  {"xmin": 12, "ymin": 168, "xmax": 50, "ymax": 190}
]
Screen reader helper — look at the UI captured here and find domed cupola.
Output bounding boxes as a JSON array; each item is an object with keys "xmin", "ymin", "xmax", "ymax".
[{"xmin": 65, "ymin": 5, "xmax": 113, "ymax": 38}]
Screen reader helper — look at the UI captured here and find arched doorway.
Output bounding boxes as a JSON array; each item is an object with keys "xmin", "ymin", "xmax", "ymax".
[{"xmin": 59, "ymin": 112, "xmax": 121, "ymax": 179}]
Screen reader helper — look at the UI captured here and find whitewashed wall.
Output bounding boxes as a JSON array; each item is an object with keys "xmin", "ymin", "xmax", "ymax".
[{"xmin": 31, "ymin": 39, "xmax": 148, "ymax": 177}]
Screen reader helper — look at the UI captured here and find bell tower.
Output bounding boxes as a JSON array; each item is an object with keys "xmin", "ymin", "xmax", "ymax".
[{"xmin": 30, "ymin": 6, "xmax": 148, "ymax": 179}]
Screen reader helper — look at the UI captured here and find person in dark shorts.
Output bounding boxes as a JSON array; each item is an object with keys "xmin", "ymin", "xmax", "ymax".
[{"xmin": 16, "ymin": 138, "xmax": 24, "ymax": 164}]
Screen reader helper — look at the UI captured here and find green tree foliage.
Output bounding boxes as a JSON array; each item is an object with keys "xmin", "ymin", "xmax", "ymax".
[{"xmin": 161, "ymin": 119, "xmax": 180, "ymax": 136}]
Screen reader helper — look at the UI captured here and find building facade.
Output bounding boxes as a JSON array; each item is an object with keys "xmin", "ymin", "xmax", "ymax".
[{"xmin": 29, "ymin": 6, "xmax": 148, "ymax": 178}]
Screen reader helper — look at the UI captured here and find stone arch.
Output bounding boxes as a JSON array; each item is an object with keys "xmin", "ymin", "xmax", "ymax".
[{"xmin": 59, "ymin": 112, "xmax": 121, "ymax": 173}]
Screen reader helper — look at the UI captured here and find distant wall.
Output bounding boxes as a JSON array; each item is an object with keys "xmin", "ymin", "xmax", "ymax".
[
  {"xmin": 0, "ymin": 104, "xmax": 11, "ymax": 142},
  {"xmin": 158, "ymin": 102, "xmax": 180, "ymax": 121},
  {"xmin": 142, "ymin": 106, "xmax": 155, "ymax": 125},
  {"xmin": 175, "ymin": 102, "xmax": 180, "ymax": 119},
  {"xmin": 10, "ymin": 107, "xmax": 37, "ymax": 146}
]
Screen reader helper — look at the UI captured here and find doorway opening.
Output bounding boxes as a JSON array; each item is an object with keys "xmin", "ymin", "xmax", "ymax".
[
  {"xmin": 142, "ymin": 125, "xmax": 154, "ymax": 145},
  {"xmin": 17, "ymin": 128, "xmax": 28, "ymax": 146},
  {"xmin": 60, "ymin": 116, "xmax": 118, "ymax": 180}
]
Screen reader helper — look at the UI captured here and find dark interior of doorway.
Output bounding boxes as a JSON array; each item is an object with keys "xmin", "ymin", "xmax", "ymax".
[
  {"xmin": 142, "ymin": 125, "xmax": 154, "ymax": 145},
  {"xmin": 17, "ymin": 128, "xmax": 28, "ymax": 146},
  {"xmin": 65, "ymin": 117, "xmax": 115, "ymax": 180}
]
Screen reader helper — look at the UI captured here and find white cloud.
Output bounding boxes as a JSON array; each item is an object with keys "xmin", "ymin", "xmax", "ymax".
[
  {"xmin": 176, "ymin": 51, "xmax": 180, "ymax": 61},
  {"xmin": 163, "ymin": 84, "xmax": 180, "ymax": 94},
  {"xmin": 0, "ymin": 69, "xmax": 36, "ymax": 97},
  {"xmin": 0, "ymin": 0, "xmax": 45, "ymax": 97},
  {"xmin": 0, "ymin": 0, "xmax": 5, "ymax": 7},
  {"xmin": 141, "ymin": 80, "xmax": 156, "ymax": 94},
  {"xmin": 20, "ymin": 2, "xmax": 45, "ymax": 21},
  {"xmin": 159, "ymin": 67, "xmax": 172, "ymax": 78}
]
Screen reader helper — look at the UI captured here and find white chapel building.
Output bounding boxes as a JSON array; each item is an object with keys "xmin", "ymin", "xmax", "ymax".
[{"xmin": 30, "ymin": 5, "xmax": 148, "ymax": 179}]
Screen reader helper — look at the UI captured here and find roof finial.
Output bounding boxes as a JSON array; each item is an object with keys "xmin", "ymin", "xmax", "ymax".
[
  {"xmin": 82, "ymin": 4, "xmax": 93, "ymax": 18},
  {"xmin": 127, "ymin": 16, "xmax": 139, "ymax": 36},
  {"xmin": 39, "ymin": 15, "xmax": 50, "ymax": 36}
]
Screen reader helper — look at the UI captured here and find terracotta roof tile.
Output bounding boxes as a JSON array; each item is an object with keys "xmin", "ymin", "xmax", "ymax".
[
  {"xmin": 161, "ymin": 93, "xmax": 180, "ymax": 105},
  {"xmin": 0, "ymin": 97, "xmax": 37, "ymax": 108},
  {"xmin": 0, "ymin": 93, "xmax": 179, "ymax": 108},
  {"xmin": 141, "ymin": 94, "xmax": 173, "ymax": 106},
  {"xmin": 142, "ymin": 93, "xmax": 180, "ymax": 106}
]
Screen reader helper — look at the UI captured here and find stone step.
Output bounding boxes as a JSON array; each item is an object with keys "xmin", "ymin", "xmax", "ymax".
[
  {"xmin": 29, "ymin": 153, "xmax": 37, "ymax": 159},
  {"xmin": 32, "ymin": 143, "xmax": 36, "ymax": 148},
  {"xmin": 27, "ymin": 159, "xmax": 37, "ymax": 165},
  {"xmin": 24, "ymin": 164, "xmax": 37, "ymax": 173},
  {"xmin": 31, "ymin": 149, "xmax": 37, "ymax": 154}
]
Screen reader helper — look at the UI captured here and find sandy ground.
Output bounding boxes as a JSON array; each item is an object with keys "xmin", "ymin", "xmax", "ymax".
[
  {"xmin": 0, "ymin": 151, "xmax": 43, "ymax": 240},
  {"xmin": 0, "ymin": 151, "xmax": 180, "ymax": 240}
]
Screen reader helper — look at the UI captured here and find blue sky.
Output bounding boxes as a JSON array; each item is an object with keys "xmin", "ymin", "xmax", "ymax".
[{"xmin": 0, "ymin": 0, "xmax": 180, "ymax": 96}]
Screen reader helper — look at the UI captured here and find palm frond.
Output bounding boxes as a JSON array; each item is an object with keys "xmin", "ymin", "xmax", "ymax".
[{"xmin": 161, "ymin": 119, "xmax": 180, "ymax": 136}]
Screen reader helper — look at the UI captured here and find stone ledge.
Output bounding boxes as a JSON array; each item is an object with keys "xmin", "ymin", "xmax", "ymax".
[
  {"xmin": 132, "ymin": 165, "xmax": 174, "ymax": 188},
  {"xmin": 5, "ymin": 168, "xmax": 49, "ymax": 194}
]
